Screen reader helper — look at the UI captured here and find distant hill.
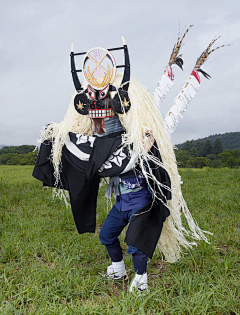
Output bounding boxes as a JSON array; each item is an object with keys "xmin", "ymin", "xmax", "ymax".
[
  {"xmin": 0, "ymin": 145, "xmax": 5, "ymax": 150},
  {"xmin": 0, "ymin": 145, "xmax": 35, "ymax": 156},
  {"xmin": 176, "ymin": 132, "xmax": 240, "ymax": 152},
  {"xmin": 0, "ymin": 145, "xmax": 37, "ymax": 165}
]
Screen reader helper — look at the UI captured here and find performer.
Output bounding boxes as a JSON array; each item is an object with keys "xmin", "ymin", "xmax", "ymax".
[{"xmin": 33, "ymin": 30, "xmax": 227, "ymax": 292}]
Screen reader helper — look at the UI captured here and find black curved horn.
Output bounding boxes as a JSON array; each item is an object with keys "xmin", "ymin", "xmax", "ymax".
[
  {"xmin": 70, "ymin": 44, "xmax": 83, "ymax": 92},
  {"xmin": 121, "ymin": 36, "xmax": 130, "ymax": 91}
]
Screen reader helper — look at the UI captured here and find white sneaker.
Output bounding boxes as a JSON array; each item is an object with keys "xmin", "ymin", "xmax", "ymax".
[
  {"xmin": 129, "ymin": 273, "xmax": 148, "ymax": 292},
  {"xmin": 106, "ymin": 260, "xmax": 126, "ymax": 279}
]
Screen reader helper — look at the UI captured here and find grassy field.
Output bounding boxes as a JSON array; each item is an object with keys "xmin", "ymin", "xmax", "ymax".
[{"xmin": 0, "ymin": 166, "xmax": 239, "ymax": 314}]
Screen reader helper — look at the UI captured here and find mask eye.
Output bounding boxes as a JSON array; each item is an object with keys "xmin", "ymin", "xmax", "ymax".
[
  {"xmin": 99, "ymin": 85, "xmax": 109, "ymax": 100},
  {"xmin": 87, "ymin": 86, "xmax": 96, "ymax": 99}
]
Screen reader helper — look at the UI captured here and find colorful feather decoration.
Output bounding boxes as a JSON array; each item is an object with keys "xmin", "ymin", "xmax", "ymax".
[
  {"xmin": 194, "ymin": 36, "xmax": 231, "ymax": 78},
  {"xmin": 164, "ymin": 37, "xmax": 230, "ymax": 137},
  {"xmin": 153, "ymin": 26, "xmax": 193, "ymax": 109},
  {"xmin": 168, "ymin": 25, "xmax": 194, "ymax": 69}
]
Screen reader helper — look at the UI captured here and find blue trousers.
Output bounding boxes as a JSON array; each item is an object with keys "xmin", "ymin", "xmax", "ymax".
[
  {"xmin": 99, "ymin": 205, "xmax": 143, "ymax": 254},
  {"xmin": 99, "ymin": 205, "xmax": 148, "ymax": 274}
]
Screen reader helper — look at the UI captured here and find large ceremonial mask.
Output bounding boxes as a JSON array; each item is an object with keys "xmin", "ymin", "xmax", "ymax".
[{"xmin": 71, "ymin": 36, "xmax": 131, "ymax": 128}]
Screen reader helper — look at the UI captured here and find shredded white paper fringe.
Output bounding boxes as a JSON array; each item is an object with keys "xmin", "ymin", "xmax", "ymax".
[
  {"xmin": 164, "ymin": 75, "xmax": 200, "ymax": 137},
  {"xmin": 153, "ymin": 73, "xmax": 174, "ymax": 111}
]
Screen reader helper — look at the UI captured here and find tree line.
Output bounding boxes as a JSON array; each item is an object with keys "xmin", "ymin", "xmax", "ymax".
[
  {"xmin": 0, "ymin": 139, "xmax": 239, "ymax": 168},
  {"xmin": 0, "ymin": 145, "xmax": 37, "ymax": 165},
  {"xmin": 177, "ymin": 131, "xmax": 240, "ymax": 152},
  {"xmin": 175, "ymin": 138, "xmax": 240, "ymax": 168}
]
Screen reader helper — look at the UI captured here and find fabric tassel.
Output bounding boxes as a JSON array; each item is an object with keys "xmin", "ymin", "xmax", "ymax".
[{"xmin": 105, "ymin": 176, "xmax": 120, "ymax": 199}]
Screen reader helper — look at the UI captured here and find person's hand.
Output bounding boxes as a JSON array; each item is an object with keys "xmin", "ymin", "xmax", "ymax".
[{"xmin": 142, "ymin": 129, "xmax": 154, "ymax": 152}]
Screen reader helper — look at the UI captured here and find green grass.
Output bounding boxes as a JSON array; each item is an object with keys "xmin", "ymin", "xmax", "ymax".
[{"xmin": 0, "ymin": 166, "xmax": 239, "ymax": 314}]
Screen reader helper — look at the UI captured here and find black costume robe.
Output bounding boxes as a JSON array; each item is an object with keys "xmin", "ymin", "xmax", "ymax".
[{"xmin": 32, "ymin": 131, "xmax": 171, "ymax": 258}]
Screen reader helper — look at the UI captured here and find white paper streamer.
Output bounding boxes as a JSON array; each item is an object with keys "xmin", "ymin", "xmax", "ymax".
[
  {"xmin": 153, "ymin": 73, "xmax": 174, "ymax": 111},
  {"xmin": 164, "ymin": 75, "xmax": 200, "ymax": 137}
]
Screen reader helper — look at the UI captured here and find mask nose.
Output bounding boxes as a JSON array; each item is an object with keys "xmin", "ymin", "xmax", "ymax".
[{"xmin": 90, "ymin": 101, "xmax": 101, "ymax": 110}]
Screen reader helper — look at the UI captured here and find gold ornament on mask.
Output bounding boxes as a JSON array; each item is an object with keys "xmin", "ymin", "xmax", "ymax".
[
  {"xmin": 122, "ymin": 97, "xmax": 130, "ymax": 107},
  {"xmin": 77, "ymin": 100, "xmax": 86, "ymax": 110},
  {"xmin": 82, "ymin": 47, "xmax": 117, "ymax": 90},
  {"xmin": 85, "ymin": 63, "xmax": 113, "ymax": 89}
]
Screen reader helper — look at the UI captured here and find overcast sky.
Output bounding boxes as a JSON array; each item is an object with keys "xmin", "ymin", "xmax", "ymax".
[{"xmin": 0, "ymin": 0, "xmax": 239, "ymax": 146}]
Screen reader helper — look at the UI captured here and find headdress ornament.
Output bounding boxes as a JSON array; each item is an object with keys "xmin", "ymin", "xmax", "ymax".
[{"xmin": 70, "ymin": 36, "xmax": 132, "ymax": 119}]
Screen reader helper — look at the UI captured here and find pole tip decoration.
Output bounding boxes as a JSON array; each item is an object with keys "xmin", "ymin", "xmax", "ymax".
[{"xmin": 121, "ymin": 35, "xmax": 127, "ymax": 46}]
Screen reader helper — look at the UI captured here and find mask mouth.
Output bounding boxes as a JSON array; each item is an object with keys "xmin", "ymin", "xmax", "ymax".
[{"xmin": 88, "ymin": 108, "xmax": 115, "ymax": 119}]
